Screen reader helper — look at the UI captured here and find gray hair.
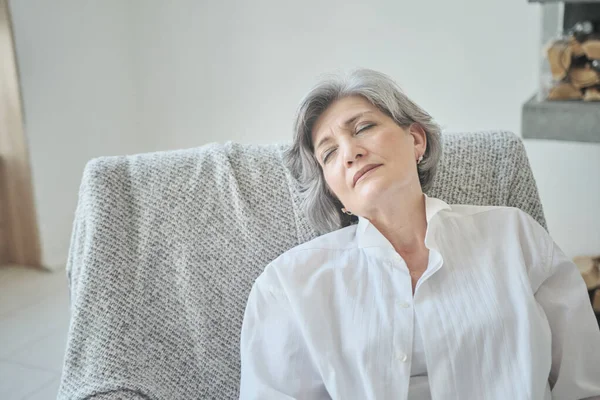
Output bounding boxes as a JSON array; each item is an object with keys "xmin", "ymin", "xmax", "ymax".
[{"xmin": 283, "ymin": 68, "xmax": 442, "ymax": 235}]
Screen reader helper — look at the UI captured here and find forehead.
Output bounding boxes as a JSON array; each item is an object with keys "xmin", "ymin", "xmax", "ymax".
[{"xmin": 311, "ymin": 96, "xmax": 379, "ymax": 145}]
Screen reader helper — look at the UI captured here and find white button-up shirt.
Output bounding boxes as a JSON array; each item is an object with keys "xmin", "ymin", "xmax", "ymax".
[{"xmin": 240, "ymin": 196, "xmax": 600, "ymax": 400}]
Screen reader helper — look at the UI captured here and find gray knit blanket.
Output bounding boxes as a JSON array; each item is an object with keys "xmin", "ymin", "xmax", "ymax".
[{"xmin": 58, "ymin": 131, "xmax": 546, "ymax": 399}]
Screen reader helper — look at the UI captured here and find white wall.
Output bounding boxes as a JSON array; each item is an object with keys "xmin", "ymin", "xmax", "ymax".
[
  {"xmin": 9, "ymin": 1, "xmax": 161, "ymax": 268},
  {"xmin": 9, "ymin": 0, "xmax": 600, "ymax": 268},
  {"xmin": 131, "ymin": 0, "xmax": 541, "ymax": 142}
]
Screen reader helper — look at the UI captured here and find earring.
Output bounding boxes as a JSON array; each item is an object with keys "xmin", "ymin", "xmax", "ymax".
[
  {"xmin": 341, "ymin": 208, "xmax": 353, "ymax": 216},
  {"xmin": 417, "ymin": 155, "xmax": 424, "ymax": 164}
]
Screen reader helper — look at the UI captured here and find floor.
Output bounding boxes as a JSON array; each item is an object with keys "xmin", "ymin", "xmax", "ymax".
[{"xmin": 0, "ymin": 265, "xmax": 70, "ymax": 400}]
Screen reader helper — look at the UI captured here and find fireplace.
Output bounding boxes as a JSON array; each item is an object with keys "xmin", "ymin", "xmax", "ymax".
[{"xmin": 522, "ymin": 0, "xmax": 600, "ymax": 143}]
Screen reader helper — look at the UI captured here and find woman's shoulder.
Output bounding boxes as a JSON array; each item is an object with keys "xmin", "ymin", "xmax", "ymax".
[
  {"xmin": 256, "ymin": 224, "xmax": 360, "ymax": 288},
  {"xmin": 445, "ymin": 203, "xmax": 545, "ymax": 231},
  {"xmin": 443, "ymin": 202, "xmax": 552, "ymax": 260},
  {"xmin": 440, "ymin": 203, "xmax": 551, "ymax": 252},
  {"xmin": 288, "ymin": 223, "xmax": 359, "ymax": 254}
]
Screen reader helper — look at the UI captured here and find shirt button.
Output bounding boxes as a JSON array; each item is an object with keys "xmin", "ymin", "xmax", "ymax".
[
  {"xmin": 396, "ymin": 352, "xmax": 408, "ymax": 362},
  {"xmin": 397, "ymin": 302, "xmax": 410, "ymax": 308}
]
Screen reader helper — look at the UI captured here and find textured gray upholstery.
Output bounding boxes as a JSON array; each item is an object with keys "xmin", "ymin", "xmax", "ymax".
[{"xmin": 58, "ymin": 131, "xmax": 546, "ymax": 399}]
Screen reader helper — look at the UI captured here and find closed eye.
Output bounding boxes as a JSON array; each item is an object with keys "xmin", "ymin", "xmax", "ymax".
[
  {"xmin": 321, "ymin": 123, "xmax": 375, "ymax": 164},
  {"xmin": 322, "ymin": 148, "xmax": 336, "ymax": 163},
  {"xmin": 357, "ymin": 123, "xmax": 375, "ymax": 133}
]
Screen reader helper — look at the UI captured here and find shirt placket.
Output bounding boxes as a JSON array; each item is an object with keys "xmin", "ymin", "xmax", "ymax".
[{"xmin": 388, "ymin": 258, "xmax": 415, "ymax": 398}]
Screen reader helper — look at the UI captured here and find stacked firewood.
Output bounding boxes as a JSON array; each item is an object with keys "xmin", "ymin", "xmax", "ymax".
[
  {"xmin": 545, "ymin": 22, "xmax": 600, "ymax": 101},
  {"xmin": 574, "ymin": 255, "xmax": 600, "ymax": 327}
]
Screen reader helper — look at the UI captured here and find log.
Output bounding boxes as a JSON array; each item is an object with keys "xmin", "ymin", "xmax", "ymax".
[
  {"xmin": 568, "ymin": 65, "xmax": 600, "ymax": 88},
  {"xmin": 546, "ymin": 40, "xmax": 572, "ymax": 81},
  {"xmin": 583, "ymin": 86, "xmax": 600, "ymax": 101},
  {"xmin": 570, "ymin": 35, "xmax": 586, "ymax": 57},
  {"xmin": 582, "ymin": 39, "xmax": 600, "ymax": 60},
  {"xmin": 574, "ymin": 255, "xmax": 600, "ymax": 290},
  {"xmin": 548, "ymin": 82, "xmax": 583, "ymax": 100}
]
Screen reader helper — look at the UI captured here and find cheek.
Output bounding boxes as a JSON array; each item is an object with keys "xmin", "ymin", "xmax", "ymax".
[
  {"xmin": 324, "ymin": 169, "xmax": 347, "ymax": 195},
  {"xmin": 367, "ymin": 129, "xmax": 397, "ymax": 153},
  {"xmin": 378, "ymin": 131, "xmax": 412, "ymax": 160}
]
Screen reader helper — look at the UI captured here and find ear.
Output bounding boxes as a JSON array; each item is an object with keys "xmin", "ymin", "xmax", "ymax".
[{"xmin": 408, "ymin": 123, "xmax": 427, "ymax": 160}]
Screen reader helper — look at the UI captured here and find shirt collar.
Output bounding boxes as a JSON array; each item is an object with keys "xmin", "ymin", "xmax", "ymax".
[{"xmin": 356, "ymin": 194, "xmax": 451, "ymax": 250}]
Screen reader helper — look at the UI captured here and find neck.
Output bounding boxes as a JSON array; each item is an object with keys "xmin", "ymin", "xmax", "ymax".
[{"xmin": 363, "ymin": 191, "xmax": 428, "ymax": 256}]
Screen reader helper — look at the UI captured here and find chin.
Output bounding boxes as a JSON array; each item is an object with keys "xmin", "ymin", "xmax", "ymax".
[{"xmin": 356, "ymin": 178, "xmax": 387, "ymax": 198}]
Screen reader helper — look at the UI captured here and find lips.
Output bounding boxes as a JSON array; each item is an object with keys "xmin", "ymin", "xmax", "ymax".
[{"xmin": 353, "ymin": 164, "xmax": 382, "ymax": 187}]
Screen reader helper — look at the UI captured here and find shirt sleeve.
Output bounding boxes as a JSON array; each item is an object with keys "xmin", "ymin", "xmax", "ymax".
[
  {"xmin": 239, "ymin": 274, "xmax": 329, "ymax": 400},
  {"xmin": 534, "ymin": 240, "xmax": 600, "ymax": 399}
]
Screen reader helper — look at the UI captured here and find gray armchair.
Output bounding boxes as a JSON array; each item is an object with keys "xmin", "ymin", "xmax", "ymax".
[{"xmin": 58, "ymin": 131, "xmax": 546, "ymax": 399}]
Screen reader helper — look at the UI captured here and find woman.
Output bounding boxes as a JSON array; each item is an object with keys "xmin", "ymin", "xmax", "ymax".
[{"xmin": 239, "ymin": 69, "xmax": 600, "ymax": 399}]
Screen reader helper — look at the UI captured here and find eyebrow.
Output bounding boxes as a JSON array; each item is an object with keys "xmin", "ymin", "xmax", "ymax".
[{"xmin": 314, "ymin": 111, "xmax": 373, "ymax": 154}]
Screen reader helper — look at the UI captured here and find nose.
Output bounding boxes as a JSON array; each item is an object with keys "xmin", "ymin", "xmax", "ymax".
[{"xmin": 343, "ymin": 140, "xmax": 364, "ymax": 167}]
